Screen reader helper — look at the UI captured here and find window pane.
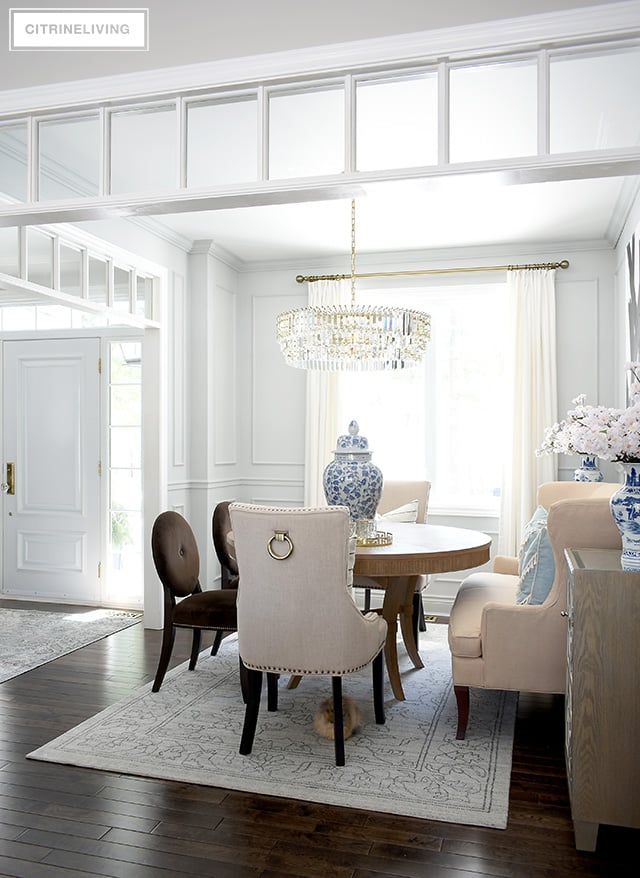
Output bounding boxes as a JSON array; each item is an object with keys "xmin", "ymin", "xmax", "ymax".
[
  {"xmin": 114, "ymin": 265, "xmax": 131, "ymax": 312},
  {"xmin": 449, "ymin": 60, "xmax": 537, "ymax": 162},
  {"xmin": 111, "ymin": 426, "xmax": 142, "ymax": 468},
  {"xmin": 135, "ymin": 274, "xmax": 152, "ymax": 317},
  {"xmin": 110, "ymin": 469, "xmax": 142, "ymax": 513},
  {"xmin": 550, "ymin": 46, "xmax": 640, "ymax": 152},
  {"xmin": 59, "ymin": 244, "xmax": 82, "ymax": 296},
  {"xmin": 336, "ymin": 284, "xmax": 507, "ymax": 510},
  {"xmin": 110, "ymin": 106, "xmax": 177, "ymax": 194},
  {"xmin": 36, "ymin": 305, "xmax": 72, "ymax": 329},
  {"xmin": 269, "ymin": 88, "xmax": 344, "ymax": 179},
  {"xmin": 0, "ymin": 306, "xmax": 36, "ymax": 330},
  {"xmin": 108, "ymin": 339, "xmax": 142, "ymax": 603},
  {"xmin": 0, "ymin": 123, "xmax": 28, "ymax": 201},
  {"xmin": 39, "ymin": 115, "xmax": 100, "ymax": 201},
  {"xmin": 88, "ymin": 256, "xmax": 107, "ymax": 304},
  {"xmin": 187, "ymin": 97, "xmax": 258, "ymax": 186},
  {"xmin": 27, "ymin": 229, "xmax": 53, "ymax": 287},
  {"xmin": 111, "ymin": 385, "xmax": 141, "ymax": 426},
  {"xmin": 356, "ymin": 74, "xmax": 438, "ymax": 171},
  {"xmin": 112, "ymin": 341, "xmax": 142, "ymax": 380},
  {"xmin": 0, "ymin": 227, "xmax": 20, "ymax": 277}
]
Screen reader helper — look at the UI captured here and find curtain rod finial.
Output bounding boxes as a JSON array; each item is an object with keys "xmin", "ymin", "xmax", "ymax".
[{"xmin": 559, "ymin": 260, "xmax": 570, "ymax": 269}]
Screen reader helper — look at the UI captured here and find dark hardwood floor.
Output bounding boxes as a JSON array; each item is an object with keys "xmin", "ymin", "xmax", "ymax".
[{"xmin": 0, "ymin": 604, "xmax": 637, "ymax": 877}]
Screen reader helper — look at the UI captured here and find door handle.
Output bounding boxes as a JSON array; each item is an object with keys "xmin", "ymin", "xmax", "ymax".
[{"xmin": 1, "ymin": 462, "xmax": 15, "ymax": 495}]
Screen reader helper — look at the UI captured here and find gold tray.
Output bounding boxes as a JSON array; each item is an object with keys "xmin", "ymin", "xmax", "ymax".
[{"xmin": 356, "ymin": 531, "xmax": 393, "ymax": 547}]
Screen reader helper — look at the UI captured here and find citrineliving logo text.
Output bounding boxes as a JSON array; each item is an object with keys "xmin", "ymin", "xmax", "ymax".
[{"xmin": 9, "ymin": 8, "xmax": 149, "ymax": 51}]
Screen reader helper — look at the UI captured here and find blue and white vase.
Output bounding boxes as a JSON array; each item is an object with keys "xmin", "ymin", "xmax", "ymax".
[
  {"xmin": 574, "ymin": 454, "xmax": 604, "ymax": 482},
  {"xmin": 323, "ymin": 421, "xmax": 383, "ymax": 542},
  {"xmin": 610, "ymin": 462, "xmax": 640, "ymax": 570}
]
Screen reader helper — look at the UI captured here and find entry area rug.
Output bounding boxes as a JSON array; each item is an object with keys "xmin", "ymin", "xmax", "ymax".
[
  {"xmin": 0, "ymin": 607, "xmax": 142, "ymax": 683},
  {"xmin": 28, "ymin": 625, "xmax": 517, "ymax": 828}
]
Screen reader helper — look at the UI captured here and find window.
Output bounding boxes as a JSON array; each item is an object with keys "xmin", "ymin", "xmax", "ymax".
[
  {"xmin": 335, "ymin": 283, "xmax": 508, "ymax": 511},
  {"xmin": 107, "ymin": 340, "xmax": 143, "ymax": 605}
]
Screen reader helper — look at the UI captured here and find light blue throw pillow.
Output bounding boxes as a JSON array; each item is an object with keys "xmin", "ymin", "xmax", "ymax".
[{"xmin": 516, "ymin": 505, "xmax": 556, "ymax": 605}]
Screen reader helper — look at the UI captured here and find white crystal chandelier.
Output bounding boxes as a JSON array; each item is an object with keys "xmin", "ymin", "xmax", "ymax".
[{"xmin": 276, "ymin": 200, "xmax": 431, "ymax": 371}]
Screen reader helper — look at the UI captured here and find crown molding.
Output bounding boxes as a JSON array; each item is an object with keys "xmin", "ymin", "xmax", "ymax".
[
  {"xmin": 189, "ymin": 238, "xmax": 244, "ymax": 270},
  {"xmin": 1, "ymin": 3, "xmax": 638, "ymax": 115},
  {"xmin": 608, "ymin": 176, "xmax": 640, "ymax": 246},
  {"xmin": 238, "ymin": 238, "xmax": 615, "ymax": 276}
]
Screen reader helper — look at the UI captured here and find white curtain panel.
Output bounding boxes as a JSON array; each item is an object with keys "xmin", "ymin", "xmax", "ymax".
[
  {"xmin": 304, "ymin": 279, "xmax": 351, "ymax": 506},
  {"xmin": 498, "ymin": 269, "xmax": 558, "ymax": 555}
]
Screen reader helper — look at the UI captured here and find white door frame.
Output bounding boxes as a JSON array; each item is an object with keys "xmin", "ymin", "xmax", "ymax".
[{"xmin": 0, "ymin": 323, "xmax": 165, "ymax": 627}]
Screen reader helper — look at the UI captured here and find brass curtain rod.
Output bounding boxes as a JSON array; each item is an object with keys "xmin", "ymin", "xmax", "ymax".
[{"xmin": 295, "ymin": 259, "xmax": 569, "ymax": 284}]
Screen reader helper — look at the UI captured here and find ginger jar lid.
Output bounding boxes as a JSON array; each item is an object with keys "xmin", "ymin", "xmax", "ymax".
[{"xmin": 333, "ymin": 421, "xmax": 373, "ymax": 458}]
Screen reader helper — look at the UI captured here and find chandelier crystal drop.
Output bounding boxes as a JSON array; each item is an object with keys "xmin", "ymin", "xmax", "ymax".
[{"xmin": 276, "ymin": 200, "xmax": 431, "ymax": 371}]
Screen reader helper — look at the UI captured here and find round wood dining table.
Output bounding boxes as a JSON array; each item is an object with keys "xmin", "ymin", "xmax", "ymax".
[{"xmin": 355, "ymin": 521, "xmax": 491, "ymax": 701}]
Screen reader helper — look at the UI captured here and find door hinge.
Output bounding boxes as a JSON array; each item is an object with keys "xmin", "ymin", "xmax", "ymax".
[
  {"xmin": 98, "ymin": 460, "xmax": 102, "ymax": 477},
  {"xmin": 98, "ymin": 357, "xmax": 102, "ymax": 374},
  {"xmin": 98, "ymin": 561, "xmax": 102, "ymax": 579}
]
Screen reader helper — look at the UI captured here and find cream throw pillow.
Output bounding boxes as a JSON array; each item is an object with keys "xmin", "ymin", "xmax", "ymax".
[{"xmin": 377, "ymin": 499, "xmax": 420, "ymax": 523}]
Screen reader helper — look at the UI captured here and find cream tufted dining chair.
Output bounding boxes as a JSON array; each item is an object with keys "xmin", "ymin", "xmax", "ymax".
[{"xmin": 229, "ymin": 503, "xmax": 388, "ymax": 766}]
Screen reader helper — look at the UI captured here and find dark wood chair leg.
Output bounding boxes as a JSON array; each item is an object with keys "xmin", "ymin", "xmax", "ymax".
[
  {"xmin": 240, "ymin": 668, "xmax": 263, "ymax": 755},
  {"xmin": 454, "ymin": 684, "xmax": 470, "ymax": 740},
  {"xmin": 188, "ymin": 628, "xmax": 202, "ymax": 670},
  {"xmin": 332, "ymin": 676, "xmax": 345, "ymax": 766},
  {"xmin": 210, "ymin": 629, "xmax": 224, "ymax": 656},
  {"xmin": 151, "ymin": 622, "xmax": 175, "ymax": 692},
  {"xmin": 267, "ymin": 673, "xmax": 279, "ymax": 711},
  {"xmin": 363, "ymin": 587, "xmax": 371, "ymax": 612},
  {"xmin": 372, "ymin": 650, "xmax": 385, "ymax": 725}
]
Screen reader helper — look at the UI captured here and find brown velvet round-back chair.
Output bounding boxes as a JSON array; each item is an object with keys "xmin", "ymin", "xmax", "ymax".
[
  {"xmin": 212, "ymin": 500, "xmax": 239, "ymax": 590},
  {"xmin": 151, "ymin": 510, "xmax": 237, "ymax": 692}
]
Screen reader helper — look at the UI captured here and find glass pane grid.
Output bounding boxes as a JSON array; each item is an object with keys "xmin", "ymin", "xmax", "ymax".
[
  {"xmin": 187, "ymin": 96, "xmax": 258, "ymax": 187},
  {"xmin": 38, "ymin": 115, "xmax": 100, "ymax": 201},
  {"xmin": 550, "ymin": 46, "xmax": 640, "ymax": 153},
  {"xmin": 108, "ymin": 341, "xmax": 142, "ymax": 603},
  {"xmin": 2, "ymin": 44, "xmax": 640, "ymax": 204},
  {"xmin": 449, "ymin": 59, "xmax": 538, "ymax": 163},
  {"xmin": 268, "ymin": 87, "xmax": 345, "ymax": 179},
  {"xmin": 356, "ymin": 73, "xmax": 439, "ymax": 171}
]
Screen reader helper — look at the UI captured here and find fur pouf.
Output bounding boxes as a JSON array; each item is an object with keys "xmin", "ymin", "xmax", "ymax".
[{"xmin": 313, "ymin": 695, "xmax": 362, "ymax": 740}]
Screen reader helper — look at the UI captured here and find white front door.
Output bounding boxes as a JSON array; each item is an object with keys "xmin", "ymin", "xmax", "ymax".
[{"xmin": 2, "ymin": 337, "xmax": 102, "ymax": 601}]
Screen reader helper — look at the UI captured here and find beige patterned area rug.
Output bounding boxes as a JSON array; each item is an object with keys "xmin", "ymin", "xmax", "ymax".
[
  {"xmin": 28, "ymin": 625, "xmax": 517, "ymax": 828},
  {"xmin": 0, "ymin": 607, "xmax": 142, "ymax": 683}
]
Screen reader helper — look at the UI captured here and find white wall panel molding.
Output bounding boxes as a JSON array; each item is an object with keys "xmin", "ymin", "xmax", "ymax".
[
  {"xmin": 1, "ymin": 4, "xmax": 637, "ymax": 114},
  {"xmin": 556, "ymin": 277, "xmax": 601, "ymax": 411},
  {"xmin": 171, "ymin": 477, "xmax": 304, "ymax": 491},
  {"xmin": 214, "ymin": 282, "xmax": 237, "ymax": 466},
  {"xmin": 251, "ymin": 294, "xmax": 305, "ymax": 466},
  {"xmin": 170, "ymin": 271, "xmax": 186, "ymax": 468}
]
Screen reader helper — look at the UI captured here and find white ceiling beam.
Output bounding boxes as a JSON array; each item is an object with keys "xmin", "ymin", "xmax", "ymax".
[{"xmin": 0, "ymin": 150, "xmax": 639, "ymax": 228}]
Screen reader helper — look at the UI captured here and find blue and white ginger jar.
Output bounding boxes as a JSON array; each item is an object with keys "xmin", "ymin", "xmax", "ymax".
[
  {"xmin": 323, "ymin": 421, "xmax": 383, "ymax": 533},
  {"xmin": 610, "ymin": 462, "xmax": 640, "ymax": 570}
]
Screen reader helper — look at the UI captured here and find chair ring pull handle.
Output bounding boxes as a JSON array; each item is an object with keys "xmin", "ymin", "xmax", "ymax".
[{"xmin": 267, "ymin": 530, "xmax": 294, "ymax": 560}]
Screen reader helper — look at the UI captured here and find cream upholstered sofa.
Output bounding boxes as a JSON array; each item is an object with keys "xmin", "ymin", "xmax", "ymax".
[{"xmin": 448, "ymin": 481, "xmax": 620, "ymax": 739}]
